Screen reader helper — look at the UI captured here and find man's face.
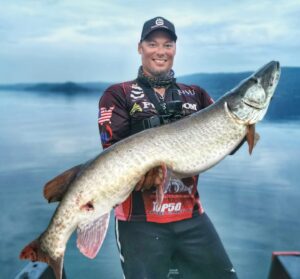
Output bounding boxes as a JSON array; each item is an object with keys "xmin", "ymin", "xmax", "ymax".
[{"xmin": 138, "ymin": 30, "xmax": 176, "ymax": 78}]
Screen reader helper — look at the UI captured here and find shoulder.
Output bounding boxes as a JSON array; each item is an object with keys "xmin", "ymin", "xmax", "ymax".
[
  {"xmin": 100, "ymin": 80, "xmax": 137, "ymax": 105},
  {"xmin": 104, "ymin": 80, "xmax": 137, "ymax": 95}
]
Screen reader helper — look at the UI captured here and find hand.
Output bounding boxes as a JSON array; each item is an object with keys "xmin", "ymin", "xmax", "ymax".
[{"xmin": 135, "ymin": 166, "xmax": 163, "ymax": 191}]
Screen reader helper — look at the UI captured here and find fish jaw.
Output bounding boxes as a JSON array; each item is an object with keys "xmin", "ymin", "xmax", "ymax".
[{"xmin": 224, "ymin": 61, "xmax": 280, "ymax": 125}]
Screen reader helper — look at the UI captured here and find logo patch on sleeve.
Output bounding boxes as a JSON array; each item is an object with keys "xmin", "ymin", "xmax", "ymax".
[{"xmin": 98, "ymin": 105, "xmax": 115, "ymax": 125}]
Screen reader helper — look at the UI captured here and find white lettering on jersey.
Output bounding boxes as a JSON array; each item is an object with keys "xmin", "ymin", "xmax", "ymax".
[
  {"xmin": 142, "ymin": 102, "xmax": 155, "ymax": 110},
  {"xmin": 152, "ymin": 202, "xmax": 182, "ymax": 213},
  {"xmin": 182, "ymin": 103, "xmax": 197, "ymax": 111},
  {"xmin": 177, "ymin": 89, "xmax": 196, "ymax": 96},
  {"xmin": 165, "ymin": 179, "xmax": 193, "ymax": 194}
]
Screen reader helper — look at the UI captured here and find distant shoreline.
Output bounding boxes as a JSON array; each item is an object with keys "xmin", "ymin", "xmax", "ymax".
[
  {"xmin": 0, "ymin": 81, "xmax": 112, "ymax": 93},
  {"xmin": 0, "ymin": 66, "xmax": 298, "ymax": 94},
  {"xmin": 0, "ymin": 67, "xmax": 299, "ymax": 121}
]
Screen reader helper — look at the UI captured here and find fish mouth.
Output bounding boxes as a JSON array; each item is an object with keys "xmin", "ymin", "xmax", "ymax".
[
  {"xmin": 242, "ymin": 98, "xmax": 267, "ymax": 110},
  {"xmin": 225, "ymin": 95, "xmax": 270, "ymax": 125}
]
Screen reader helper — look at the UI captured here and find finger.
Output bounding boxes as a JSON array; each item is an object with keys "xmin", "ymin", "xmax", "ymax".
[
  {"xmin": 157, "ymin": 167, "xmax": 163, "ymax": 179},
  {"xmin": 144, "ymin": 168, "xmax": 159, "ymax": 190},
  {"xmin": 135, "ymin": 175, "xmax": 145, "ymax": 191},
  {"xmin": 154, "ymin": 175, "xmax": 163, "ymax": 186}
]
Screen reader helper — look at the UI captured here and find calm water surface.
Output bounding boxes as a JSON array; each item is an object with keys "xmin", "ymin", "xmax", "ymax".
[{"xmin": 0, "ymin": 90, "xmax": 299, "ymax": 279}]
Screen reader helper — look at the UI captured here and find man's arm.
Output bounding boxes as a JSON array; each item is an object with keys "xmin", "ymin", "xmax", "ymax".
[{"xmin": 98, "ymin": 84, "xmax": 130, "ymax": 149}]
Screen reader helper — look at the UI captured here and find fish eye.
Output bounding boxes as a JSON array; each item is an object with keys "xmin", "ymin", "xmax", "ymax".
[{"xmin": 251, "ymin": 77, "xmax": 260, "ymax": 84}]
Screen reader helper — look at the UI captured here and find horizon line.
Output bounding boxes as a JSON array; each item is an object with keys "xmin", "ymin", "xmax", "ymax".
[{"xmin": 0, "ymin": 65, "xmax": 299, "ymax": 86}]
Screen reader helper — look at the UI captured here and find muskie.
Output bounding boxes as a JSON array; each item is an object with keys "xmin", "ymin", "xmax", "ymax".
[{"xmin": 20, "ymin": 61, "xmax": 280, "ymax": 278}]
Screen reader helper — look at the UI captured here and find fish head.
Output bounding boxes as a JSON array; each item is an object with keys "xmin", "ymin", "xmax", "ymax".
[{"xmin": 225, "ymin": 61, "xmax": 280, "ymax": 124}]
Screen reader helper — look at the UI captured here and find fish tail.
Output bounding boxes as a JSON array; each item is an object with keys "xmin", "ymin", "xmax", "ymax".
[{"xmin": 20, "ymin": 238, "xmax": 64, "ymax": 279}]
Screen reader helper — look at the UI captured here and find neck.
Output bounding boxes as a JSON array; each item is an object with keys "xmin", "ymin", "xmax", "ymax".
[
  {"xmin": 137, "ymin": 66, "xmax": 175, "ymax": 88},
  {"xmin": 154, "ymin": 87, "xmax": 166, "ymax": 96}
]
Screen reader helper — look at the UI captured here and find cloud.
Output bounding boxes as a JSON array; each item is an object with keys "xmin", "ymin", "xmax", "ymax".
[{"xmin": 0, "ymin": 0, "xmax": 299, "ymax": 82}]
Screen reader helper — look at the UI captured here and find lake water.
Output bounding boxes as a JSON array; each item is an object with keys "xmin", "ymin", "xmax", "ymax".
[{"xmin": 0, "ymin": 90, "xmax": 299, "ymax": 279}]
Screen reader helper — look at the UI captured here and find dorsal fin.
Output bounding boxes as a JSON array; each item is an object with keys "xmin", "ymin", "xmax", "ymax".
[{"xmin": 43, "ymin": 164, "xmax": 83, "ymax": 203}]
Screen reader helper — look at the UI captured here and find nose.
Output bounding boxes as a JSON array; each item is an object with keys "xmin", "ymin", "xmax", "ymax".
[{"xmin": 156, "ymin": 45, "xmax": 166, "ymax": 56}]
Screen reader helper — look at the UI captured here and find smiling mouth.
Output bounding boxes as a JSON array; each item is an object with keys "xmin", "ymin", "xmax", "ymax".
[{"xmin": 153, "ymin": 58, "xmax": 167, "ymax": 63}]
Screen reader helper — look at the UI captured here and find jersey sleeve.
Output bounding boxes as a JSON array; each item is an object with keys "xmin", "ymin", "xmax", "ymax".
[
  {"xmin": 98, "ymin": 84, "xmax": 130, "ymax": 149},
  {"xmin": 190, "ymin": 85, "xmax": 214, "ymax": 109},
  {"xmin": 201, "ymin": 87, "xmax": 214, "ymax": 107}
]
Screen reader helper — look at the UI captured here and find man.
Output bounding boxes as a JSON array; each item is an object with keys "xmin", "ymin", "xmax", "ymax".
[{"xmin": 98, "ymin": 16, "xmax": 237, "ymax": 279}]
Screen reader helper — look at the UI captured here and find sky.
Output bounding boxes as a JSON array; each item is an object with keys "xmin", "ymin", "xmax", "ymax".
[{"xmin": 0, "ymin": 0, "xmax": 299, "ymax": 83}]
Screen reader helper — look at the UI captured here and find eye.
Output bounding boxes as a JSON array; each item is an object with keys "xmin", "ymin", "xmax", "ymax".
[
  {"xmin": 164, "ymin": 43, "xmax": 174, "ymax": 49},
  {"xmin": 147, "ymin": 42, "xmax": 157, "ymax": 48}
]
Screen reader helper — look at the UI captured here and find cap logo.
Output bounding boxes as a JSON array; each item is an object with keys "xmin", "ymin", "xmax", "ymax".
[{"xmin": 155, "ymin": 18, "xmax": 164, "ymax": 26}]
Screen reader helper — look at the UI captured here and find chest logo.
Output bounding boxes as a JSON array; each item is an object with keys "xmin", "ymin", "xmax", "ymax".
[
  {"xmin": 130, "ymin": 103, "xmax": 143, "ymax": 116},
  {"xmin": 182, "ymin": 103, "xmax": 197, "ymax": 111},
  {"xmin": 130, "ymin": 84, "xmax": 144, "ymax": 100}
]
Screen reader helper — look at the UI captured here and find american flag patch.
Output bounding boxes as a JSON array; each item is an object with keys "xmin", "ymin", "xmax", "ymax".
[{"xmin": 98, "ymin": 106, "xmax": 115, "ymax": 125}]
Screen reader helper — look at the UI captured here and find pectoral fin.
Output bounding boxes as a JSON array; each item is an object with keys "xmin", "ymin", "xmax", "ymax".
[
  {"xmin": 156, "ymin": 163, "xmax": 171, "ymax": 205},
  {"xmin": 246, "ymin": 124, "xmax": 260, "ymax": 155},
  {"xmin": 77, "ymin": 212, "xmax": 110, "ymax": 259}
]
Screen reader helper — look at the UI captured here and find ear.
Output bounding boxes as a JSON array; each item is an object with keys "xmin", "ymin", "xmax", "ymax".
[{"xmin": 138, "ymin": 42, "xmax": 142, "ymax": 55}]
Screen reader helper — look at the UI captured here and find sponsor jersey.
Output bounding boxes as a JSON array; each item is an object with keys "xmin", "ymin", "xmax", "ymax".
[{"xmin": 98, "ymin": 79, "xmax": 214, "ymax": 223}]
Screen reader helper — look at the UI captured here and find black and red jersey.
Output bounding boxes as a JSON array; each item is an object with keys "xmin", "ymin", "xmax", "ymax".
[{"xmin": 98, "ymin": 79, "xmax": 214, "ymax": 223}]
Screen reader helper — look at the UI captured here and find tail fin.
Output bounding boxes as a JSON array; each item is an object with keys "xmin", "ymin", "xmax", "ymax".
[{"xmin": 20, "ymin": 238, "xmax": 64, "ymax": 279}]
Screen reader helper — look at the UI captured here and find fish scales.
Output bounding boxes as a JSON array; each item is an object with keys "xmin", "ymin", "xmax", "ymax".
[{"xmin": 41, "ymin": 104, "xmax": 241, "ymax": 260}]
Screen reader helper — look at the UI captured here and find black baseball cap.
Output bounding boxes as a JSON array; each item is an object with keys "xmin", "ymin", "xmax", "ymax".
[{"xmin": 140, "ymin": 16, "xmax": 177, "ymax": 42}]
